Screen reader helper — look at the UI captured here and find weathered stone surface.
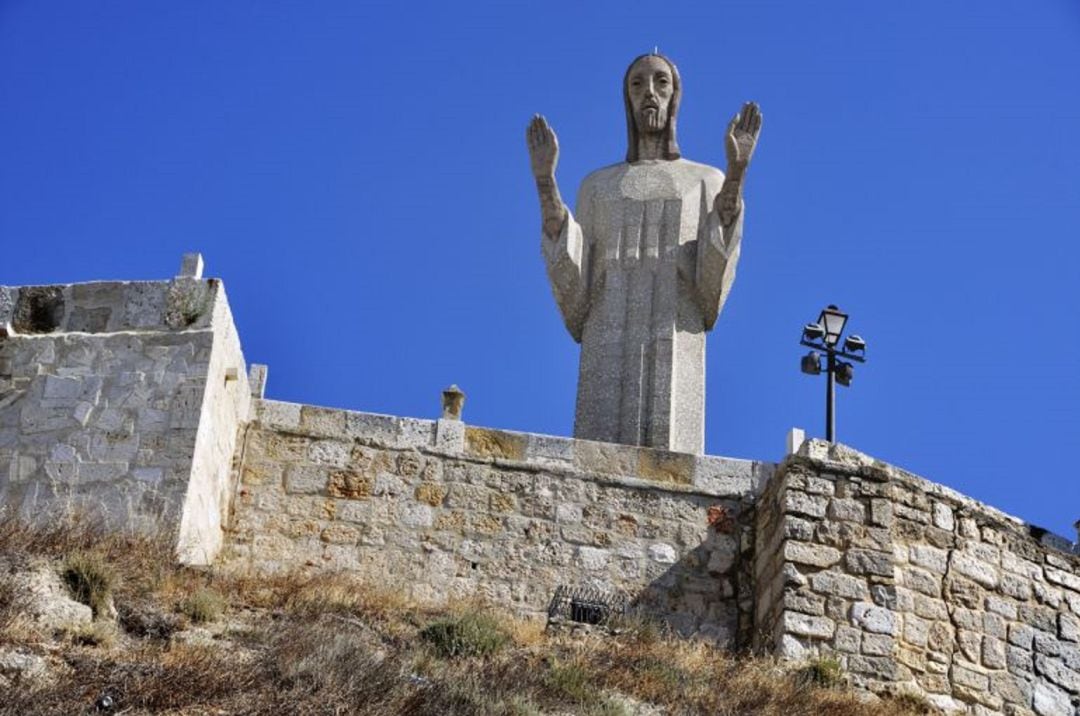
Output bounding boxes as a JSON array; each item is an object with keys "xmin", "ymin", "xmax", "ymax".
[
  {"xmin": 783, "ymin": 541, "xmax": 841, "ymax": 568},
  {"xmin": 851, "ymin": 603, "xmax": 897, "ymax": 635},
  {"xmin": 784, "ymin": 491, "xmax": 828, "ymax": 519},
  {"xmin": 782, "ymin": 611, "xmax": 835, "ymax": 639},
  {"xmin": 846, "ymin": 548, "xmax": 892, "ymax": 577},
  {"xmin": 4, "ymin": 558, "xmax": 93, "ymax": 632},
  {"xmin": 1033, "ymin": 681, "xmax": 1073, "ymax": 716},
  {"xmin": 810, "ymin": 572, "xmax": 870, "ymax": 600},
  {"xmin": 2, "ymin": 278, "xmax": 248, "ymax": 565}
]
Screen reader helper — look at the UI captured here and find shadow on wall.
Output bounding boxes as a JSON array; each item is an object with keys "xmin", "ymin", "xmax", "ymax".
[{"xmin": 630, "ymin": 502, "xmax": 751, "ymax": 648}]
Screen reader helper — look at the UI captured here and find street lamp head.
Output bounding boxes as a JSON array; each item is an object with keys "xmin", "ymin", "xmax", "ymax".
[
  {"xmin": 818, "ymin": 305, "xmax": 848, "ymax": 346},
  {"xmin": 836, "ymin": 360, "xmax": 854, "ymax": 387},
  {"xmin": 843, "ymin": 334, "xmax": 866, "ymax": 354},
  {"xmin": 801, "ymin": 351, "xmax": 822, "ymax": 375},
  {"xmin": 802, "ymin": 323, "xmax": 825, "ymax": 342}
]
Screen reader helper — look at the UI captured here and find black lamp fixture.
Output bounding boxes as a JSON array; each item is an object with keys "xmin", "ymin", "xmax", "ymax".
[{"xmin": 799, "ymin": 305, "xmax": 868, "ymax": 443}]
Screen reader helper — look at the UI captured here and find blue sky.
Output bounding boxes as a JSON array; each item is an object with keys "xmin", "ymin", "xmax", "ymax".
[{"xmin": 2, "ymin": 1, "xmax": 1078, "ymax": 536}]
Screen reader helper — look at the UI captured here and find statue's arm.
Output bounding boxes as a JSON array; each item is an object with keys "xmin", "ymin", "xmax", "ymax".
[
  {"xmin": 528, "ymin": 114, "xmax": 588, "ymax": 341},
  {"xmin": 696, "ymin": 179, "xmax": 743, "ymax": 329},
  {"xmin": 696, "ymin": 102, "xmax": 762, "ymax": 328},
  {"xmin": 527, "ymin": 115, "xmax": 569, "ymax": 239}
]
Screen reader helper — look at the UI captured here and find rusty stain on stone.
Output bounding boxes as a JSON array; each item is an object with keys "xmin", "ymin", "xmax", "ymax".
[
  {"xmin": 327, "ymin": 470, "xmax": 373, "ymax": 499},
  {"xmin": 465, "ymin": 427, "xmax": 526, "ymax": 460},
  {"xmin": 638, "ymin": 449, "xmax": 694, "ymax": 485}
]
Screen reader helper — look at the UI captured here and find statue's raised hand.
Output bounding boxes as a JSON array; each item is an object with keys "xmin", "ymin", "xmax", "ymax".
[
  {"xmin": 724, "ymin": 102, "xmax": 762, "ymax": 175},
  {"xmin": 527, "ymin": 114, "xmax": 559, "ymax": 180}
]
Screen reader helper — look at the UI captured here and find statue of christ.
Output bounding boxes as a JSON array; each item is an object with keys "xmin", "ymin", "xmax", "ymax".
[{"xmin": 527, "ymin": 53, "xmax": 762, "ymax": 454}]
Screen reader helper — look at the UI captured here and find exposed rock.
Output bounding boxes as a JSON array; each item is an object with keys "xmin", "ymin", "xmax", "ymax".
[{"xmin": 1, "ymin": 558, "xmax": 92, "ymax": 633}]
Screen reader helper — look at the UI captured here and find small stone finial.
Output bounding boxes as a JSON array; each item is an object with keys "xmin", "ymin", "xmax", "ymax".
[
  {"xmin": 179, "ymin": 252, "xmax": 204, "ymax": 279},
  {"xmin": 441, "ymin": 384, "xmax": 465, "ymax": 420}
]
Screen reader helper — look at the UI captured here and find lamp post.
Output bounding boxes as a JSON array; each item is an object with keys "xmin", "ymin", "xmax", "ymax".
[{"xmin": 799, "ymin": 305, "xmax": 867, "ymax": 444}]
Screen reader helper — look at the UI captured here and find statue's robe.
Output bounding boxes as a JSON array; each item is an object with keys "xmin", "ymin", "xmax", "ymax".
[{"xmin": 543, "ymin": 158, "xmax": 742, "ymax": 454}]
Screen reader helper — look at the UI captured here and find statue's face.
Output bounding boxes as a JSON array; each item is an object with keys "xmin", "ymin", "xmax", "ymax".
[{"xmin": 627, "ymin": 56, "xmax": 674, "ymax": 133}]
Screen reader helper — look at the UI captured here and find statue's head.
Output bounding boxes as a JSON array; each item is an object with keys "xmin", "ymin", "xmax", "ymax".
[{"xmin": 624, "ymin": 53, "xmax": 681, "ymax": 163}]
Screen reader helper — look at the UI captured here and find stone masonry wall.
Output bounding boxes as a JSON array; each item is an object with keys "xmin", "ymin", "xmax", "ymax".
[
  {"xmin": 222, "ymin": 399, "xmax": 772, "ymax": 646},
  {"xmin": 0, "ymin": 277, "xmax": 249, "ymax": 564},
  {"xmin": 756, "ymin": 440, "xmax": 1080, "ymax": 715}
]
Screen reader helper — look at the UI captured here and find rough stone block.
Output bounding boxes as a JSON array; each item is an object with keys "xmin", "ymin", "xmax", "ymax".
[
  {"xmin": 835, "ymin": 625, "xmax": 861, "ymax": 653},
  {"xmin": 783, "ymin": 491, "xmax": 827, "ymax": 519},
  {"xmin": 258, "ymin": 400, "xmax": 301, "ymax": 430},
  {"xmin": 952, "ymin": 552, "xmax": 1000, "ymax": 589},
  {"xmin": 1033, "ymin": 681, "xmax": 1073, "ymax": 716},
  {"xmin": 951, "ymin": 661, "xmax": 990, "ymax": 691},
  {"xmin": 909, "ymin": 544, "xmax": 948, "ymax": 574},
  {"xmin": 434, "ymin": 419, "xmax": 464, "ymax": 453},
  {"xmin": 285, "ymin": 465, "xmax": 327, "ymax": 494},
  {"xmin": 846, "ymin": 548, "xmax": 892, "ymax": 577},
  {"xmin": 1036, "ymin": 654, "xmax": 1080, "ymax": 694},
  {"xmin": 902, "ymin": 566, "xmax": 942, "ymax": 596},
  {"xmin": 851, "ymin": 602, "xmax": 897, "ymax": 635},
  {"xmin": 781, "ymin": 611, "xmax": 835, "ymax": 639},
  {"xmin": 869, "ymin": 498, "xmax": 893, "ymax": 527},
  {"xmin": 783, "ymin": 541, "xmax": 841, "ymax": 568},
  {"xmin": 1046, "ymin": 568, "xmax": 1080, "ymax": 593},
  {"xmin": 782, "ymin": 590, "xmax": 826, "ymax": 616},
  {"xmin": 692, "ymin": 457, "xmax": 757, "ymax": 495},
  {"xmin": 811, "ymin": 572, "xmax": 869, "ymax": 600},
  {"xmin": 524, "ymin": 434, "xmax": 575, "ymax": 464},
  {"xmin": 399, "ymin": 504, "xmax": 433, "ymax": 528},
  {"xmin": 861, "ymin": 633, "xmax": 892, "ymax": 656},
  {"xmin": 464, "ymin": 427, "xmax": 525, "ymax": 460},
  {"xmin": 828, "ymin": 497, "xmax": 866, "ymax": 523},
  {"xmin": 983, "ymin": 636, "xmax": 1007, "ymax": 669},
  {"xmin": 577, "ymin": 546, "xmax": 609, "ymax": 571}
]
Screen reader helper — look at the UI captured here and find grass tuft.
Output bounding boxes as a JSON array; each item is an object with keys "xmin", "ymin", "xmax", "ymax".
[
  {"xmin": 61, "ymin": 551, "xmax": 115, "ymax": 618},
  {"xmin": 796, "ymin": 655, "xmax": 846, "ymax": 689},
  {"xmin": 419, "ymin": 610, "xmax": 510, "ymax": 658},
  {"xmin": 180, "ymin": 588, "xmax": 226, "ymax": 624}
]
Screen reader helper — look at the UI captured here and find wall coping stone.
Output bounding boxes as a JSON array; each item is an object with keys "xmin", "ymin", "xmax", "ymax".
[{"xmin": 254, "ymin": 398, "xmax": 773, "ymax": 501}]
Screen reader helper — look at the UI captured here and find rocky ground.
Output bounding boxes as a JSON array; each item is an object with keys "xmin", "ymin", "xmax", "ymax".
[{"xmin": 0, "ymin": 516, "xmax": 940, "ymax": 715}]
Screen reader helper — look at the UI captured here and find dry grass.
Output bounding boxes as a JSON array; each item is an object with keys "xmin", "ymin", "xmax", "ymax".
[{"xmin": 0, "ymin": 515, "xmax": 941, "ymax": 715}]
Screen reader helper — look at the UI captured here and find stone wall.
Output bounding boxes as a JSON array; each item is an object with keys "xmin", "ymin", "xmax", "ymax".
[
  {"xmin": 5, "ymin": 267, "xmax": 1080, "ymax": 712},
  {"xmin": 756, "ymin": 440, "xmax": 1080, "ymax": 715},
  {"xmin": 222, "ymin": 399, "xmax": 772, "ymax": 646},
  {"xmin": 0, "ymin": 275, "xmax": 249, "ymax": 564}
]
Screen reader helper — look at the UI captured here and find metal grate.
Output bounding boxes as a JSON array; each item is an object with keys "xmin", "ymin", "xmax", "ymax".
[{"xmin": 547, "ymin": 585, "xmax": 628, "ymax": 626}]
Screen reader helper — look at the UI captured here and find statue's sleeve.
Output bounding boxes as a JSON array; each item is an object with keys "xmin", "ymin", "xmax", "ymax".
[
  {"xmin": 695, "ymin": 173, "xmax": 744, "ymax": 330},
  {"xmin": 542, "ymin": 183, "xmax": 590, "ymax": 343}
]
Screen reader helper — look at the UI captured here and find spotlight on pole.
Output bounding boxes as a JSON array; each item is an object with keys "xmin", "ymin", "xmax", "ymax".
[{"xmin": 801, "ymin": 351, "xmax": 822, "ymax": 375}]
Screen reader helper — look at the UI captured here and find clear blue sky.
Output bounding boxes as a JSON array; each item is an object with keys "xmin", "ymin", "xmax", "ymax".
[{"xmin": 2, "ymin": 1, "xmax": 1078, "ymax": 536}]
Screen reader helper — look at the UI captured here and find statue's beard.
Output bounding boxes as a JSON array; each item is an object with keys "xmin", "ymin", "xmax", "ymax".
[{"xmin": 637, "ymin": 106, "xmax": 668, "ymax": 133}]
